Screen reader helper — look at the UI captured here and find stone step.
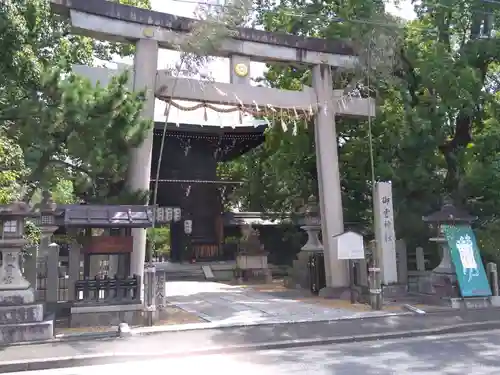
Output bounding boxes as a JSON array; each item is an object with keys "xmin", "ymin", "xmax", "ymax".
[
  {"xmin": 0, "ymin": 303, "xmax": 44, "ymax": 324},
  {"xmin": 164, "ymin": 272, "xmax": 207, "ymax": 281},
  {"xmin": 382, "ymin": 284, "xmax": 408, "ymax": 299},
  {"xmin": 0, "ymin": 320, "xmax": 54, "ymax": 345}
]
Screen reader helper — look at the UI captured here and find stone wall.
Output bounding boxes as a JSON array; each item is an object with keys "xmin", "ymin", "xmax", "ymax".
[{"xmin": 70, "ymin": 304, "xmax": 143, "ymax": 328}]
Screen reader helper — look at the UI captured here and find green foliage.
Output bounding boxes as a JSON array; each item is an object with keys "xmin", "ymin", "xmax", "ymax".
[
  {"xmin": 0, "ymin": 0, "xmax": 152, "ymax": 204},
  {"xmin": 223, "ymin": 0, "xmax": 500, "ymax": 256},
  {"xmin": 0, "ymin": 130, "xmax": 27, "ymax": 203},
  {"xmin": 147, "ymin": 226, "xmax": 171, "ymax": 257}
]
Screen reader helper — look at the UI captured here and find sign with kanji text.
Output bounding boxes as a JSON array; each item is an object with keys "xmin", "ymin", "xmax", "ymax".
[{"xmin": 373, "ymin": 181, "xmax": 398, "ymax": 284}]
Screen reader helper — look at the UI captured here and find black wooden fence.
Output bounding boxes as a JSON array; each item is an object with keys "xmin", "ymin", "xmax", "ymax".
[
  {"xmin": 74, "ymin": 275, "xmax": 141, "ymax": 303},
  {"xmin": 308, "ymin": 252, "xmax": 326, "ymax": 294}
]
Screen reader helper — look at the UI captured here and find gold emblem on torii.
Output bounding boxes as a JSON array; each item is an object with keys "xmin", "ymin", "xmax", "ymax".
[{"xmin": 234, "ymin": 63, "xmax": 249, "ymax": 77}]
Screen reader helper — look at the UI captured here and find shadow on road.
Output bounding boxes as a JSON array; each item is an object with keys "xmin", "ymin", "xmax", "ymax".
[{"xmin": 206, "ymin": 330, "xmax": 500, "ymax": 374}]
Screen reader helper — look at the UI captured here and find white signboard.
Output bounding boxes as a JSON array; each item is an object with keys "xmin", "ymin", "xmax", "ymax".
[
  {"xmin": 336, "ymin": 231, "xmax": 365, "ymax": 260},
  {"xmin": 373, "ymin": 181, "xmax": 398, "ymax": 284}
]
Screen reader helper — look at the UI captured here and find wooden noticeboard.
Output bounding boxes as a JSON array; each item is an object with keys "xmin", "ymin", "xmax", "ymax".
[{"xmin": 82, "ymin": 236, "xmax": 133, "ymax": 254}]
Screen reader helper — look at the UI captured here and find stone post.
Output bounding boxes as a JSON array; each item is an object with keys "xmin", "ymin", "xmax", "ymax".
[
  {"xmin": 23, "ymin": 246, "xmax": 38, "ymax": 292},
  {"xmin": 373, "ymin": 182, "xmax": 398, "ymax": 284},
  {"xmin": 128, "ymin": 38, "xmax": 159, "ymax": 291},
  {"xmin": 416, "ymin": 247, "xmax": 426, "ymax": 271},
  {"xmin": 487, "ymin": 262, "xmax": 499, "ymax": 296},
  {"xmin": 155, "ymin": 270, "xmax": 167, "ymax": 319},
  {"xmin": 68, "ymin": 242, "xmax": 81, "ymax": 301},
  {"xmin": 45, "ymin": 243, "xmax": 60, "ymax": 304},
  {"xmin": 34, "ymin": 191, "xmax": 59, "ymax": 303},
  {"xmin": 396, "ymin": 240, "xmax": 408, "ymax": 284},
  {"xmin": 312, "ymin": 64, "xmax": 348, "ymax": 290},
  {"xmin": 143, "ymin": 265, "xmax": 156, "ymax": 326}
]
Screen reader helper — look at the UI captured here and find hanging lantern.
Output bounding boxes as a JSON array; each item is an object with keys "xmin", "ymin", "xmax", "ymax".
[
  {"xmin": 166, "ymin": 208, "xmax": 173, "ymax": 222},
  {"xmin": 184, "ymin": 220, "xmax": 192, "ymax": 234},
  {"xmin": 155, "ymin": 207, "xmax": 165, "ymax": 223},
  {"xmin": 173, "ymin": 208, "xmax": 182, "ymax": 222}
]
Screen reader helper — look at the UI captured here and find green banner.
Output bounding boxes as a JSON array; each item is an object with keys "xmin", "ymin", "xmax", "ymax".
[{"xmin": 441, "ymin": 224, "xmax": 492, "ymax": 297}]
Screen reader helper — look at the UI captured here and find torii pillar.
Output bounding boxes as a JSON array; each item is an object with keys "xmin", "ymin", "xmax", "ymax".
[
  {"xmin": 312, "ymin": 65, "xmax": 346, "ymax": 293},
  {"xmin": 128, "ymin": 38, "xmax": 158, "ymax": 279}
]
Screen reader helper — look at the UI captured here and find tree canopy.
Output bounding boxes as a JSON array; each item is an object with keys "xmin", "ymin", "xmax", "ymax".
[
  {"xmin": 0, "ymin": 0, "xmax": 152, "ymax": 205},
  {"xmin": 220, "ymin": 0, "xmax": 500, "ymax": 259}
]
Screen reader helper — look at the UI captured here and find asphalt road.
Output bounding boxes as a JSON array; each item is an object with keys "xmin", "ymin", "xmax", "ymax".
[{"xmin": 7, "ymin": 330, "xmax": 500, "ymax": 375}]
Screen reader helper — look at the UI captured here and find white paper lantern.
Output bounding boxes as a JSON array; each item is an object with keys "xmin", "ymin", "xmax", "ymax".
[
  {"xmin": 166, "ymin": 208, "xmax": 173, "ymax": 222},
  {"xmin": 155, "ymin": 207, "xmax": 165, "ymax": 223},
  {"xmin": 173, "ymin": 208, "xmax": 181, "ymax": 222},
  {"xmin": 184, "ymin": 220, "xmax": 192, "ymax": 234}
]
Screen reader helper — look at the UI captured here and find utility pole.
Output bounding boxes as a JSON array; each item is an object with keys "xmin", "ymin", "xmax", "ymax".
[{"xmin": 368, "ymin": 240, "xmax": 382, "ymax": 310}]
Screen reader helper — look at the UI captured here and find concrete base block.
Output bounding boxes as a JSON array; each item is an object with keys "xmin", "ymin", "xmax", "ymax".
[
  {"xmin": 0, "ymin": 320, "xmax": 53, "ymax": 345},
  {"xmin": 318, "ymin": 287, "xmax": 351, "ymax": 300},
  {"xmin": 382, "ymin": 284, "xmax": 408, "ymax": 300},
  {"xmin": 0, "ymin": 303, "xmax": 43, "ymax": 324},
  {"xmin": 239, "ymin": 268, "xmax": 272, "ymax": 283},
  {"xmin": 70, "ymin": 304, "xmax": 144, "ymax": 328},
  {"xmin": 449, "ymin": 297, "xmax": 491, "ymax": 309},
  {"xmin": 490, "ymin": 296, "xmax": 500, "ymax": 307}
]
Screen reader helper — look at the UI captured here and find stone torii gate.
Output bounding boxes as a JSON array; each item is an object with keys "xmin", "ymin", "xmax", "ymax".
[{"xmin": 50, "ymin": 0, "xmax": 375, "ymax": 294}]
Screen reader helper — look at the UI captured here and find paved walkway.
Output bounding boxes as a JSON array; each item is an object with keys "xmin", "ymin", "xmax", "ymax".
[{"xmin": 165, "ymin": 281, "xmax": 393, "ymax": 324}]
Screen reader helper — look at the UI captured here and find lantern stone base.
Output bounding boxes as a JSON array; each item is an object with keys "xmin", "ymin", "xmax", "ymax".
[
  {"xmin": 0, "ymin": 303, "xmax": 43, "ymax": 324},
  {"xmin": 0, "ymin": 288, "xmax": 54, "ymax": 344},
  {"xmin": 0, "ymin": 288, "xmax": 35, "ymax": 305},
  {"xmin": 286, "ymin": 250, "xmax": 320, "ymax": 289},
  {"xmin": 235, "ymin": 254, "xmax": 272, "ymax": 283},
  {"xmin": 428, "ymin": 271, "xmax": 459, "ymax": 299}
]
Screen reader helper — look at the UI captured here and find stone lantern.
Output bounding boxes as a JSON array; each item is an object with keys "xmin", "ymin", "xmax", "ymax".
[
  {"xmin": 300, "ymin": 195, "xmax": 323, "ymax": 252},
  {"xmin": 285, "ymin": 195, "xmax": 324, "ymax": 289},
  {"xmin": 422, "ymin": 198, "xmax": 477, "ymax": 298},
  {"xmin": 235, "ymin": 224, "xmax": 271, "ymax": 283},
  {"xmin": 0, "ymin": 202, "xmax": 55, "ymax": 344},
  {"xmin": 0, "ymin": 202, "xmax": 37, "ymax": 294}
]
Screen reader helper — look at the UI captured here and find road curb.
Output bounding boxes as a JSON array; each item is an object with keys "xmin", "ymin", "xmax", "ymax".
[
  {"xmin": 2, "ymin": 319, "xmax": 500, "ymax": 373},
  {"xmin": 22, "ymin": 306, "xmax": 500, "ymax": 344},
  {"xmin": 47, "ymin": 311, "xmax": 413, "ymax": 343}
]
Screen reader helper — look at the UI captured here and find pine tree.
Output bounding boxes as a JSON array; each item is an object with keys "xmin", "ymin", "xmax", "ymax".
[{"xmin": 0, "ymin": 0, "xmax": 152, "ymax": 203}]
